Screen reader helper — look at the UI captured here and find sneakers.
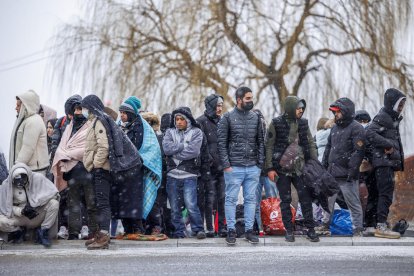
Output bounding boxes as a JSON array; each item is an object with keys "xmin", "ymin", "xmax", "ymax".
[
  {"xmin": 285, "ymin": 231, "xmax": 295, "ymax": 242},
  {"xmin": 36, "ymin": 228, "xmax": 51, "ymax": 248},
  {"xmin": 306, "ymin": 228, "xmax": 320, "ymax": 242},
  {"xmin": 375, "ymin": 223, "xmax": 401, "ymax": 239},
  {"xmin": 244, "ymin": 230, "xmax": 259, "ymax": 244},
  {"xmin": 87, "ymin": 231, "xmax": 110, "ymax": 250},
  {"xmin": 205, "ymin": 230, "xmax": 215, "ymax": 238},
  {"xmin": 226, "ymin": 229, "xmax": 237, "ymax": 245},
  {"xmin": 57, "ymin": 226, "xmax": 69, "ymax": 240},
  {"xmin": 353, "ymin": 227, "xmax": 364, "ymax": 237},
  {"xmin": 196, "ymin": 231, "xmax": 206, "ymax": 239},
  {"xmin": 362, "ymin": 227, "xmax": 376, "ymax": 237},
  {"xmin": 80, "ymin": 226, "xmax": 89, "ymax": 240}
]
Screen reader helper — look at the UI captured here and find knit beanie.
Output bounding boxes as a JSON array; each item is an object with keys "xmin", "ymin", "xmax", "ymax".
[{"xmin": 123, "ymin": 96, "xmax": 142, "ymax": 115}]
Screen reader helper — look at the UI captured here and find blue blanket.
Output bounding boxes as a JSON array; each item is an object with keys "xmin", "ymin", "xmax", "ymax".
[{"xmin": 138, "ymin": 115, "xmax": 162, "ymax": 219}]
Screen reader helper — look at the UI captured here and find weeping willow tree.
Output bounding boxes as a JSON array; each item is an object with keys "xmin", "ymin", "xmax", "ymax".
[{"xmin": 49, "ymin": 0, "xmax": 414, "ymax": 117}]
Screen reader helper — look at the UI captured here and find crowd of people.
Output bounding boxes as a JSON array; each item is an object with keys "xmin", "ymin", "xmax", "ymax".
[{"xmin": 0, "ymin": 86, "xmax": 407, "ymax": 249}]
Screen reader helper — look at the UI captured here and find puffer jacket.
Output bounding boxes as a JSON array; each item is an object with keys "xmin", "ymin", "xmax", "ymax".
[
  {"xmin": 217, "ymin": 107, "xmax": 264, "ymax": 168},
  {"xmin": 10, "ymin": 90, "xmax": 49, "ymax": 171},
  {"xmin": 83, "ymin": 115, "xmax": 110, "ymax": 172},
  {"xmin": 366, "ymin": 88, "xmax": 406, "ymax": 171},
  {"xmin": 322, "ymin": 98, "xmax": 365, "ymax": 180}
]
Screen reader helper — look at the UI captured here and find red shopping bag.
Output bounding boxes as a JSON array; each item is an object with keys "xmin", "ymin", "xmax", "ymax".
[{"xmin": 260, "ymin": 197, "xmax": 296, "ymax": 235}]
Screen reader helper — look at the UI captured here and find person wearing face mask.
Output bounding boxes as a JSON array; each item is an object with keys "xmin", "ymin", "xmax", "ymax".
[
  {"xmin": 366, "ymin": 88, "xmax": 406, "ymax": 239},
  {"xmin": 50, "ymin": 95, "xmax": 84, "ymax": 240},
  {"xmin": 322, "ymin": 98, "xmax": 365, "ymax": 236},
  {"xmin": 52, "ymin": 101, "xmax": 97, "ymax": 241},
  {"xmin": 117, "ymin": 97, "xmax": 162, "ymax": 238},
  {"xmin": 217, "ymin": 87, "xmax": 264, "ymax": 245},
  {"xmin": 265, "ymin": 96, "xmax": 319, "ymax": 242},
  {"xmin": 0, "ymin": 163, "xmax": 59, "ymax": 247}
]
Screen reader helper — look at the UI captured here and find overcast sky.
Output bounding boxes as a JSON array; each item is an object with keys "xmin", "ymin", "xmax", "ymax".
[{"xmin": 0, "ymin": 0, "xmax": 80, "ymax": 161}]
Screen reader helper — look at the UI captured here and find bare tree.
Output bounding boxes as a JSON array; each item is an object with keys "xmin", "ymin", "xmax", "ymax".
[{"xmin": 49, "ymin": 0, "xmax": 413, "ymax": 117}]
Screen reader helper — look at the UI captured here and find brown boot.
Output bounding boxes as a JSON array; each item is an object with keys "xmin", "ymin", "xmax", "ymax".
[
  {"xmin": 84, "ymin": 232, "xmax": 98, "ymax": 246},
  {"xmin": 87, "ymin": 231, "xmax": 110, "ymax": 250}
]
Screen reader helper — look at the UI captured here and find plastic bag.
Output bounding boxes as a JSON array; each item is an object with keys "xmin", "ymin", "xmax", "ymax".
[
  {"xmin": 330, "ymin": 209, "xmax": 353, "ymax": 236},
  {"xmin": 260, "ymin": 197, "xmax": 296, "ymax": 235}
]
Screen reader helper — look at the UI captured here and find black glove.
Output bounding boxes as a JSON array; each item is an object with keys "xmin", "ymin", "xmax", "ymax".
[{"xmin": 21, "ymin": 205, "xmax": 39, "ymax": 220}]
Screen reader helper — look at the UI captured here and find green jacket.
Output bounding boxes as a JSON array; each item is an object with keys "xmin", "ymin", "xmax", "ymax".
[{"xmin": 265, "ymin": 96, "xmax": 317, "ymax": 176}]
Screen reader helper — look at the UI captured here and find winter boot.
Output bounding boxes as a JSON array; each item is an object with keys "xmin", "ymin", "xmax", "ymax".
[
  {"xmin": 87, "ymin": 231, "xmax": 110, "ymax": 250},
  {"xmin": 205, "ymin": 230, "xmax": 215, "ymax": 238},
  {"xmin": 226, "ymin": 229, "xmax": 237, "ymax": 245},
  {"xmin": 85, "ymin": 231, "xmax": 99, "ymax": 246},
  {"xmin": 306, "ymin": 228, "xmax": 320, "ymax": 242},
  {"xmin": 7, "ymin": 229, "xmax": 24, "ymax": 244},
  {"xmin": 196, "ymin": 231, "xmax": 206, "ymax": 239},
  {"xmin": 375, "ymin": 223, "xmax": 401, "ymax": 239},
  {"xmin": 244, "ymin": 230, "xmax": 259, "ymax": 244},
  {"xmin": 285, "ymin": 230, "xmax": 295, "ymax": 242},
  {"xmin": 36, "ymin": 228, "xmax": 51, "ymax": 248}
]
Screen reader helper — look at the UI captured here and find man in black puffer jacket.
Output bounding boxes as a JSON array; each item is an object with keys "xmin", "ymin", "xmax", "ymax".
[
  {"xmin": 322, "ymin": 97, "xmax": 365, "ymax": 235},
  {"xmin": 217, "ymin": 87, "xmax": 264, "ymax": 245},
  {"xmin": 197, "ymin": 94, "xmax": 226, "ymax": 238},
  {"xmin": 366, "ymin": 88, "xmax": 406, "ymax": 239}
]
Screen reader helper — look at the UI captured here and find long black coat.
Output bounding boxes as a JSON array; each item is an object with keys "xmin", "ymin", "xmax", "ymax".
[
  {"xmin": 197, "ymin": 112, "xmax": 221, "ymax": 175},
  {"xmin": 111, "ymin": 117, "xmax": 144, "ymax": 219}
]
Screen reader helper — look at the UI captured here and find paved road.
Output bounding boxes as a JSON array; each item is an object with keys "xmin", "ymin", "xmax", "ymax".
[{"xmin": 1, "ymin": 246, "xmax": 413, "ymax": 275}]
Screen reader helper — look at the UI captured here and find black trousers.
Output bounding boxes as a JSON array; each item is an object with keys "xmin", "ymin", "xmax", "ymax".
[
  {"xmin": 58, "ymin": 188, "xmax": 69, "ymax": 228},
  {"xmin": 212, "ymin": 174, "xmax": 226, "ymax": 232},
  {"xmin": 93, "ymin": 169, "xmax": 112, "ymax": 232},
  {"xmin": 67, "ymin": 163, "xmax": 98, "ymax": 235},
  {"xmin": 276, "ymin": 173, "xmax": 315, "ymax": 231},
  {"xmin": 364, "ymin": 171, "xmax": 378, "ymax": 227},
  {"xmin": 198, "ymin": 174, "xmax": 226, "ymax": 232},
  {"xmin": 375, "ymin": 167, "xmax": 395, "ymax": 224}
]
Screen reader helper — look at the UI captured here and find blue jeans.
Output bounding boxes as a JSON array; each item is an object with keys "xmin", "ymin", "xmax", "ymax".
[
  {"xmin": 166, "ymin": 176, "xmax": 204, "ymax": 237},
  {"xmin": 224, "ymin": 166, "xmax": 261, "ymax": 232},
  {"xmin": 255, "ymin": 176, "xmax": 278, "ymax": 231}
]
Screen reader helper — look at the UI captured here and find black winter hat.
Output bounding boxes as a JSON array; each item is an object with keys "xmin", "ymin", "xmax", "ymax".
[
  {"xmin": 160, "ymin": 113, "xmax": 172, "ymax": 133},
  {"xmin": 204, "ymin": 94, "xmax": 223, "ymax": 118},
  {"xmin": 64, "ymin": 94, "xmax": 82, "ymax": 115},
  {"xmin": 355, "ymin": 110, "xmax": 371, "ymax": 122},
  {"xmin": 81, "ymin": 94, "xmax": 105, "ymax": 115},
  {"xmin": 384, "ymin": 88, "xmax": 406, "ymax": 111}
]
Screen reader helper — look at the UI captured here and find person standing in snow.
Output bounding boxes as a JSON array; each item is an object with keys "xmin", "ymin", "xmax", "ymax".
[
  {"xmin": 217, "ymin": 87, "xmax": 264, "ymax": 245},
  {"xmin": 163, "ymin": 107, "xmax": 206, "ymax": 239},
  {"xmin": 196, "ymin": 94, "xmax": 225, "ymax": 237},
  {"xmin": 366, "ymin": 88, "xmax": 406, "ymax": 239},
  {"xmin": 9, "ymin": 90, "xmax": 49, "ymax": 175}
]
